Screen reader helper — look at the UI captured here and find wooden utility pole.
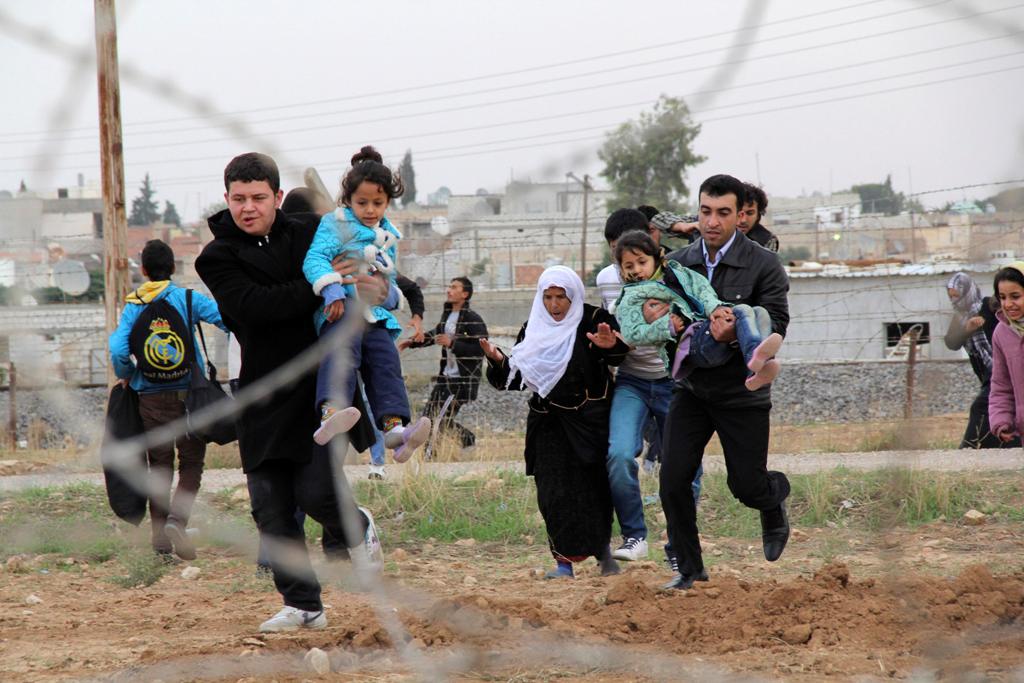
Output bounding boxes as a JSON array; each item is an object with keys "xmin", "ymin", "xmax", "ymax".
[
  {"xmin": 7, "ymin": 364, "xmax": 16, "ymax": 448},
  {"xmin": 580, "ymin": 174, "xmax": 590, "ymax": 279},
  {"xmin": 567, "ymin": 172, "xmax": 592, "ymax": 278},
  {"xmin": 95, "ymin": 0, "xmax": 130, "ymax": 386},
  {"xmin": 904, "ymin": 327, "xmax": 921, "ymax": 420},
  {"xmin": 815, "ymin": 216, "xmax": 821, "ymax": 261}
]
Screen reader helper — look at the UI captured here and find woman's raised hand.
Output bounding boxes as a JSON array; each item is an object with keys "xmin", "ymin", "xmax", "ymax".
[
  {"xmin": 479, "ymin": 338, "xmax": 504, "ymax": 362},
  {"xmin": 587, "ymin": 322, "xmax": 618, "ymax": 349}
]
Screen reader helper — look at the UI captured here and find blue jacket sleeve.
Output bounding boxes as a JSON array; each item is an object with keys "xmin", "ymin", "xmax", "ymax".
[
  {"xmin": 322, "ymin": 282, "xmax": 346, "ymax": 305},
  {"xmin": 303, "ymin": 212, "xmax": 346, "ymax": 295},
  {"xmin": 193, "ymin": 291, "xmax": 228, "ymax": 333},
  {"xmin": 108, "ymin": 305, "xmax": 141, "ymax": 379},
  {"xmin": 382, "ymin": 283, "xmax": 400, "ymax": 310}
]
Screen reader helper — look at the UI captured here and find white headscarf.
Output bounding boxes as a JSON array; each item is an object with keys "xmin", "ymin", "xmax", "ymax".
[{"xmin": 507, "ymin": 265, "xmax": 586, "ymax": 398}]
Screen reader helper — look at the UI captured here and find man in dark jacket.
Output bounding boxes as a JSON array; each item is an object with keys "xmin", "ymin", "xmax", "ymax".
[
  {"xmin": 400, "ymin": 277, "xmax": 487, "ymax": 451},
  {"xmin": 738, "ymin": 183, "xmax": 780, "ymax": 253},
  {"xmin": 195, "ymin": 153, "xmax": 380, "ymax": 633},
  {"xmin": 660, "ymin": 174, "xmax": 791, "ymax": 590}
]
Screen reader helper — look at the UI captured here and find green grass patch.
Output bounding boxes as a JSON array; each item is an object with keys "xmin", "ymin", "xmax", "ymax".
[
  {"xmin": 109, "ymin": 550, "xmax": 169, "ymax": 588},
  {"xmin": 354, "ymin": 470, "xmax": 544, "ymax": 543},
  {"xmin": 0, "ymin": 483, "xmax": 129, "ymax": 562},
  {"xmin": 4, "ymin": 468, "xmax": 1024, "ymax": 569}
]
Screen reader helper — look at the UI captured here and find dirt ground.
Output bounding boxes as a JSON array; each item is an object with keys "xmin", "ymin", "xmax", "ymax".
[{"xmin": 2, "ymin": 509, "xmax": 1024, "ymax": 682}]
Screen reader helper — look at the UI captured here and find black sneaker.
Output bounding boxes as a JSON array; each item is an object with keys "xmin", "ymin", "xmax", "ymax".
[{"xmin": 661, "ymin": 569, "xmax": 709, "ymax": 591}]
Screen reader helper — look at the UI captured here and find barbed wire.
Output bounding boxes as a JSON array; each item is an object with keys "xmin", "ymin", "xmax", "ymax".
[{"xmin": 2, "ymin": 0, "xmax": 1023, "ymax": 680}]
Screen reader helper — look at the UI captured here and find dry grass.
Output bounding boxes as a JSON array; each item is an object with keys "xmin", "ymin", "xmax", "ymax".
[{"xmin": 0, "ymin": 414, "xmax": 967, "ymax": 472}]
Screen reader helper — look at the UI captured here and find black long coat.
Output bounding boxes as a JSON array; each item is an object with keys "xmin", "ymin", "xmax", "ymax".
[
  {"xmin": 486, "ymin": 305, "xmax": 628, "ymax": 475},
  {"xmin": 195, "ymin": 208, "xmax": 370, "ymax": 471}
]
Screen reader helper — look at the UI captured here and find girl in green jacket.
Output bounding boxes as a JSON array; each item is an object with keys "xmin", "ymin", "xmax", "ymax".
[{"xmin": 612, "ymin": 231, "xmax": 783, "ymax": 391}]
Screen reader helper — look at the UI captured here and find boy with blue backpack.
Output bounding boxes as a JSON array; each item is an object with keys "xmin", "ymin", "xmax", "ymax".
[{"xmin": 109, "ymin": 239, "xmax": 228, "ymax": 560}]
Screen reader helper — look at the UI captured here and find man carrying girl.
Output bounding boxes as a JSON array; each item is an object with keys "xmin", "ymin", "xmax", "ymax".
[{"xmin": 659, "ymin": 174, "xmax": 791, "ymax": 590}]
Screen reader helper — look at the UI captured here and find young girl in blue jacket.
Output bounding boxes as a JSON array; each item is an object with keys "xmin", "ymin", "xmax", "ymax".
[{"xmin": 302, "ymin": 146, "xmax": 429, "ymax": 460}]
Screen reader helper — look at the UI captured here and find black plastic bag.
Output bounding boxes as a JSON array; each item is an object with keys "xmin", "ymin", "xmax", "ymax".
[
  {"xmin": 184, "ymin": 361, "xmax": 237, "ymax": 444},
  {"xmin": 184, "ymin": 289, "xmax": 238, "ymax": 445},
  {"xmin": 100, "ymin": 384, "xmax": 148, "ymax": 525}
]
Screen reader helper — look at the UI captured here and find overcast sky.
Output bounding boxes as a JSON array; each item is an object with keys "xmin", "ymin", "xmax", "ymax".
[{"xmin": 1, "ymin": 0, "xmax": 1022, "ymax": 221}]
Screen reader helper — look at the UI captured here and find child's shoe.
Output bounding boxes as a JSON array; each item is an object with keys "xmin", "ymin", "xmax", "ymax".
[
  {"xmin": 313, "ymin": 406, "xmax": 361, "ymax": 445},
  {"xmin": 747, "ymin": 332, "xmax": 783, "ymax": 373},
  {"xmin": 745, "ymin": 358, "xmax": 781, "ymax": 391},
  {"xmin": 383, "ymin": 417, "xmax": 431, "ymax": 463},
  {"xmin": 367, "ymin": 464, "xmax": 386, "ymax": 480}
]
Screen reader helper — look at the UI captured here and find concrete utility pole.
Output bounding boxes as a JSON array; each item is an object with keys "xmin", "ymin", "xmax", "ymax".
[
  {"xmin": 567, "ymin": 173, "xmax": 592, "ymax": 279},
  {"xmin": 95, "ymin": 0, "xmax": 130, "ymax": 386}
]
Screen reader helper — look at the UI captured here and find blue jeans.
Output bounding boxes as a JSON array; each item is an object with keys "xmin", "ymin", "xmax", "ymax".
[
  {"xmin": 359, "ymin": 382, "xmax": 386, "ymax": 466},
  {"xmin": 607, "ymin": 373, "xmax": 703, "ymax": 540},
  {"xmin": 688, "ymin": 304, "xmax": 773, "ymax": 370},
  {"xmin": 316, "ymin": 316, "xmax": 410, "ymax": 430}
]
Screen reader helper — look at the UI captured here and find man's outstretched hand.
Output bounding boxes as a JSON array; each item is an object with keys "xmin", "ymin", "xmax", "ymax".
[{"xmin": 479, "ymin": 338, "xmax": 503, "ymax": 362}]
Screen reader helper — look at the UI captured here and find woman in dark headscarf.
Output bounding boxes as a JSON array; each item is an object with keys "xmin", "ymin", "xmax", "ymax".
[
  {"xmin": 945, "ymin": 271, "xmax": 1018, "ymax": 448},
  {"xmin": 481, "ymin": 266, "xmax": 629, "ymax": 579}
]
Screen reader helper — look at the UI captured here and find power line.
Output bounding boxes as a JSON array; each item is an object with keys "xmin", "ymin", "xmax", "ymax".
[
  {"xmin": 8, "ymin": 38, "xmax": 1019, "ymax": 171},
  {"xmin": 105, "ymin": 54, "xmax": 1024, "ymax": 191},
  {"xmin": 3, "ymin": 0, "xmax": 1016, "ymax": 147},
  {"xmin": 0, "ymin": 0, "xmax": 898, "ymax": 138},
  {"xmin": 15, "ymin": 60, "xmax": 1023, "ymax": 194}
]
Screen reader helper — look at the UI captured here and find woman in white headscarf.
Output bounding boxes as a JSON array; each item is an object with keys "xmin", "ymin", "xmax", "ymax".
[
  {"xmin": 481, "ymin": 266, "xmax": 629, "ymax": 579},
  {"xmin": 945, "ymin": 271, "xmax": 1018, "ymax": 448}
]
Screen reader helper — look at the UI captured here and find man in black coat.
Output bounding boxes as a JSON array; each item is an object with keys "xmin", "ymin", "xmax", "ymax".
[
  {"xmin": 195, "ymin": 153, "xmax": 380, "ymax": 633},
  {"xmin": 400, "ymin": 277, "xmax": 488, "ymax": 451},
  {"xmin": 660, "ymin": 174, "xmax": 791, "ymax": 590}
]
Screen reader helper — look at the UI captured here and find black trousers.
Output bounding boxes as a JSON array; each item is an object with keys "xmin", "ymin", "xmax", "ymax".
[
  {"xmin": 246, "ymin": 443, "xmax": 367, "ymax": 611},
  {"xmin": 962, "ymin": 382, "xmax": 1020, "ymax": 449},
  {"xmin": 422, "ymin": 376, "xmax": 476, "ymax": 448},
  {"xmin": 659, "ymin": 386, "xmax": 789, "ymax": 577}
]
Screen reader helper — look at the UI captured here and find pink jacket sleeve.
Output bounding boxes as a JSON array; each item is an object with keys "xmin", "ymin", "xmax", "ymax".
[{"xmin": 988, "ymin": 331, "xmax": 1015, "ymax": 435}]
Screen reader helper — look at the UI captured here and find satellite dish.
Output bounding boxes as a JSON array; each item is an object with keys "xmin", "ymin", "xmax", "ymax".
[
  {"xmin": 51, "ymin": 260, "xmax": 90, "ymax": 296},
  {"xmin": 430, "ymin": 216, "xmax": 450, "ymax": 236}
]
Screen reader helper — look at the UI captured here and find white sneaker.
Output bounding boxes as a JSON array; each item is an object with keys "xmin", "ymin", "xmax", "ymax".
[
  {"xmin": 367, "ymin": 464, "xmax": 386, "ymax": 480},
  {"xmin": 258, "ymin": 606, "xmax": 327, "ymax": 633},
  {"xmin": 612, "ymin": 537, "xmax": 649, "ymax": 561},
  {"xmin": 357, "ymin": 506, "xmax": 383, "ymax": 571}
]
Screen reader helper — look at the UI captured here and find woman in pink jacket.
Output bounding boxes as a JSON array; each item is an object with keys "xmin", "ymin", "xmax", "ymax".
[{"xmin": 988, "ymin": 263, "xmax": 1024, "ymax": 444}]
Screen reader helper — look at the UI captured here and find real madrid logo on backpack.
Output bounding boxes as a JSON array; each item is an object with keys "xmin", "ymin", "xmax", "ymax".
[{"xmin": 127, "ymin": 290, "xmax": 194, "ymax": 383}]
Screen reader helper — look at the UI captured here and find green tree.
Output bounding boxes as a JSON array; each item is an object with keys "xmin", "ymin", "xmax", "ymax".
[
  {"xmin": 162, "ymin": 200, "xmax": 181, "ymax": 227},
  {"xmin": 202, "ymin": 201, "xmax": 227, "ymax": 219},
  {"xmin": 399, "ymin": 149, "xmax": 417, "ymax": 206},
  {"xmin": 586, "ymin": 244, "xmax": 613, "ymax": 287},
  {"xmin": 128, "ymin": 173, "xmax": 160, "ymax": 226},
  {"xmin": 850, "ymin": 175, "xmax": 905, "ymax": 216},
  {"xmin": 598, "ymin": 95, "xmax": 705, "ymax": 212}
]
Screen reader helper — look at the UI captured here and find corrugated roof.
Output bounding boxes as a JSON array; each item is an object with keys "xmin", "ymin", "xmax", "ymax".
[{"xmin": 786, "ymin": 261, "xmax": 1002, "ymax": 278}]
